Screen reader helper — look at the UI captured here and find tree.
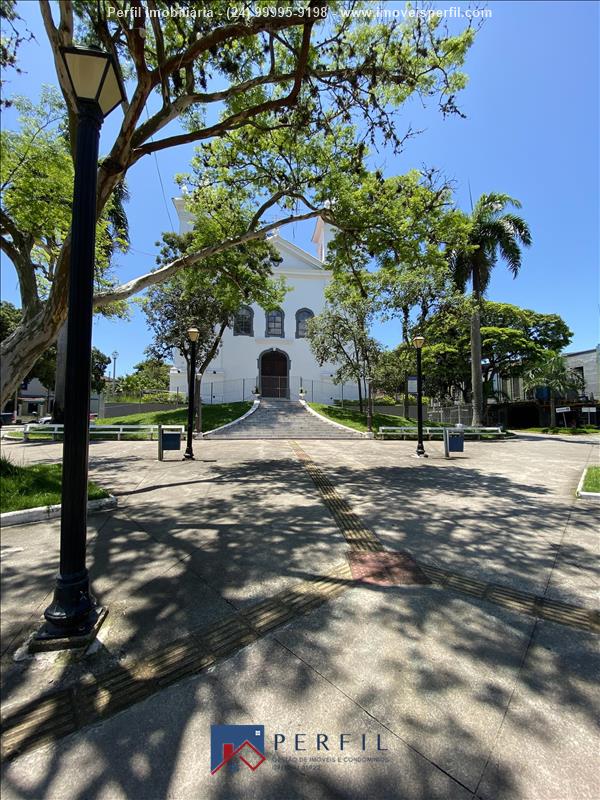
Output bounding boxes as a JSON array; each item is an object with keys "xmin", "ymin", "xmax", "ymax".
[
  {"xmin": 91, "ymin": 348, "xmax": 111, "ymax": 394},
  {"xmin": 0, "ymin": 0, "xmax": 34, "ymax": 107},
  {"xmin": 0, "ymin": 301, "xmax": 22, "ymax": 342},
  {"xmin": 319, "ymin": 169, "xmax": 470, "ymax": 415},
  {"xmin": 142, "ymin": 234, "xmax": 284, "ymax": 427},
  {"xmin": 450, "ymin": 193, "xmax": 532, "ymax": 425},
  {"xmin": 378, "ymin": 300, "xmax": 573, "ymax": 406},
  {"xmin": 1, "ymin": 1, "xmax": 477, "ymax": 405},
  {"xmin": 3, "ymin": 298, "xmax": 111, "ymax": 402},
  {"xmin": 0, "ymin": 89, "xmax": 130, "ymax": 419},
  {"xmin": 523, "ymin": 352, "xmax": 584, "ymax": 427},
  {"xmin": 117, "ymin": 359, "xmax": 170, "ymax": 397},
  {"xmin": 307, "ymin": 276, "xmax": 380, "ymax": 413}
]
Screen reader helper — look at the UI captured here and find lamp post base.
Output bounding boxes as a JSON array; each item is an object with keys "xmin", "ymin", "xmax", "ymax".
[
  {"xmin": 31, "ymin": 606, "xmax": 108, "ymax": 653},
  {"xmin": 414, "ymin": 443, "xmax": 428, "ymax": 458},
  {"xmin": 183, "ymin": 451, "xmax": 195, "ymax": 460}
]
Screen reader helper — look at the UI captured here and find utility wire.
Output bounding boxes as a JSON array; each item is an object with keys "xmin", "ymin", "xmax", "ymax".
[{"xmin": 145, "ymin": 106, "xmax": 175, "ymax": 231}]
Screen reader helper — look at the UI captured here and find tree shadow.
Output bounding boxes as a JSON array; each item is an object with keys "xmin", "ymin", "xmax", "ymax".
[{"xmin": 1, "ymin": 440, "xmax": 597, "ymax": 799}]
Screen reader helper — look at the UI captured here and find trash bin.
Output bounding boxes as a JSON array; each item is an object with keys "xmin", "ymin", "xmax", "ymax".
[
  {"xmin": 444, "ymin": 428, "xmax": 464, "ymax": 458},
  {"xmin": 158, "ymin": 425, "xmax": 182, "ymax": 460}
]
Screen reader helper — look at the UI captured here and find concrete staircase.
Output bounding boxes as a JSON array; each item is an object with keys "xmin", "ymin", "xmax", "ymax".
[{"xmin": 204, "ymin": 399, "xmax": 364, "ymax": 439}]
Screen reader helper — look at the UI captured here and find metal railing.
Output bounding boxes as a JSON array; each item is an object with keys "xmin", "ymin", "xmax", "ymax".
[{"xmin": 3, "ymin": 423, "xmax": 185, "ymax": 442}]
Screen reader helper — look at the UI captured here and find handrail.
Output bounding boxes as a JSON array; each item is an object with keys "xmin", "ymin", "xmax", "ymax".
[
  {"xmin": 378, "ymin": 425, "xmax": 504, "ymax": 440},
  {"xmin": 14, "ymin": 423, "xmax": 185, "ymax": 442}
]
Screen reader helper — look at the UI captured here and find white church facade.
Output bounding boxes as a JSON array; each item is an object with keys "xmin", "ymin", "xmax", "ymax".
[{"xmin": 168, "ymin": 202, "xmax": 357, "ymax": 405}]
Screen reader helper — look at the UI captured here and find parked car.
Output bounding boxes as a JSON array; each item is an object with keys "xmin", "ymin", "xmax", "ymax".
[
  {"xmin": 39, "ymin": 416, "xmax": 53, "ymax": 424},
  {"xmin": 0, "ymin": 412, "xmax": 15, "ymax": 426}
]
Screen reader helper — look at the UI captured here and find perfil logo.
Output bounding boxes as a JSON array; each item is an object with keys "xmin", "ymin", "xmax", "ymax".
[{"xmin": 210, "ymin": 724, "xmax": 266, "ymax": 774}]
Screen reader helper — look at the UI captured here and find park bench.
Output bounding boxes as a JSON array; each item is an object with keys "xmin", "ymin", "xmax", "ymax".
[
  {"xmin": 9, "ymin": 423, "xmax": 185, "ymax": 442},
  {"xmin": 378, "ymin": 425, "xmax": 505, "ymax": 440}
]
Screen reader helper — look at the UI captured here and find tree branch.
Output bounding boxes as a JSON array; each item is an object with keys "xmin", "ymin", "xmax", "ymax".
[
  {"xmin": 131, "ymin": 2, "xmax": 318, "ymax": 161},
  {"xmin": 93, "ymin": 209, "xmax": 324, "ymax": 308}
]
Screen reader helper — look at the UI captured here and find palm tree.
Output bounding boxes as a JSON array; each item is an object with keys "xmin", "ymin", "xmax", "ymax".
[
  {"xmin": 451, "ymin": 193, "xmax": 532, "ymax": 425},
  {"xmin": 523, "ymin": 351, "xmax": 584, "ymax": 427}
]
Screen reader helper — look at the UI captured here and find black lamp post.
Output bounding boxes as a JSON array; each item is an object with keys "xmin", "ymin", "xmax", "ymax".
[
  {"xmin": 184, "ymin": 327, "xmax": 199, "ymax": 460},
  {"xmin": 413, "ymin": 335, "xmax": 427, "ymax": 458},
  {"xmin": 111, "ymin": 350, "xmax": 118, "ymax": 385},
  {"xmin": 39, "ymin": 47, "xmax": 126, "ymax": 644},
  {"xmin": 366, "ymin": 374, "xmax": 373, "ymax": 434}
]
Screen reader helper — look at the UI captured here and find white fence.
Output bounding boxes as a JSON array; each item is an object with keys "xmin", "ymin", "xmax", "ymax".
[
  {"xmin": 427, "ymin": 405, "xmax": 474, "ymax": 425},
  {"xmin": 2, "ymin": 423, "xmax": 185, "ymax": 441}
]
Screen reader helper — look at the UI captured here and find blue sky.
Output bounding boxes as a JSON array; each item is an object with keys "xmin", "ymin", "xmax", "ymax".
[{"xmin": 1, "ymin": 1, "xmax": 598, "ymax": 376}]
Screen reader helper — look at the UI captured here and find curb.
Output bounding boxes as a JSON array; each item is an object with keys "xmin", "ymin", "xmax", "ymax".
[
  {"xmin": 202, "ymin": 400, "xmax": 260, "ymax": 438},
  {"xmin": 300, "ymin": 400, "xmax": 368, "ymax": 438},
  {"xmin": 0, "ymin": 495, "xmax": 118, "ymax": 527},
  {"xmin": 576, "ymin": 467, "xmax": 600, "ymax": 501}
]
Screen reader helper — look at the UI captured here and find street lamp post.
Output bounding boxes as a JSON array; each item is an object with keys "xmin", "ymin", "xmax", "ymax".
[
  {"xmin": 111, "ymin": 350, "xmax": 118, "ymax": 385},
  {"xmin": 366, "ymin": 374, "xmax": 373, "ymax": 434},
  {"xmin": 184, "ymin": 327, "xmax": 199, "ymax": 460},
  {"xmin": 39, "ymin": 47, "xmax": 126, "ymax": 644},
  {"xmin": 413, "ymin": 336, "xmax": 427, "ymax": 458}
]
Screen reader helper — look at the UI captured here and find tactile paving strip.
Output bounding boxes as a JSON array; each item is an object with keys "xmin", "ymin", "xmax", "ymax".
[
  {"xmin": 1, "ymin": 563, "xmax": 353, "ymax": 761},
  {"xmin": 419, "ymin": 564, "xmax": 600, "ymax": 633},
  {"xmin": 290, "ymin": 441, "xmax": 600, "ymax": 634},
  {"xmin": 290, "ymin": 441, "xmax": 383, "ymax": 552}
]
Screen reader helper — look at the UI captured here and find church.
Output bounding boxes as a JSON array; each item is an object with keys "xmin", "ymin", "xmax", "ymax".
[{"xmin": 168, "ymin": 201, "xmax": 357, "ymax": 405}]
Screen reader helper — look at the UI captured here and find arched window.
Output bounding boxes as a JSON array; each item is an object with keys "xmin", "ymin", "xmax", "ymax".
[
  {"xmin": 233, "ymin": 305, "xmax": 253, "ymax": 336},
  {"xmin": 295, "ymin": 308, "xmax": 314, "ymax": 338},
  {"xmin": 265, "ymin": 308, "xmax": 285, "ymax": 338}
]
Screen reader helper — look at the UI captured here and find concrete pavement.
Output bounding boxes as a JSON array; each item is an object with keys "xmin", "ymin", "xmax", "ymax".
[{"xmin": 0, "ymin": 433, "xmax": 598, "ymax": 799}]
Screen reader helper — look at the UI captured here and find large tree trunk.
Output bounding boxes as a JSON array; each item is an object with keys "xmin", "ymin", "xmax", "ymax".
[
  {"xmin": 52, "ymin": 321, "xmax": 68, "ymax": 422},
  {"xmin": 357, "ymin": 379, "xmax": 363, "ymax": 413},
  {"xmin": 0, "ymin": 306, "xmax": 67, "ymax": 409},
  {"xmin": 470, "ymin": 274, "xmax": 484, "ymax": 427},
  {"xmin": 195, "ymin": 374, "xmax": 203, "ymax": 433},
  {"xmin": 549, "ymin": 395, "xmax": 557, "ymax": 427}
]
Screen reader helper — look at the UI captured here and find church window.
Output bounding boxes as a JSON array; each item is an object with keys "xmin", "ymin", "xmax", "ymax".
[
  {"xmin": 295, "ymin": 308, "xmax": 314, "ymax": 338},
  {"xmin": 265, "ymin": 309, "xmax": 284, "ymax": 337},
  {"xmin": 234, "ymin": 305, "xmax": 253, "ymax": 336}
]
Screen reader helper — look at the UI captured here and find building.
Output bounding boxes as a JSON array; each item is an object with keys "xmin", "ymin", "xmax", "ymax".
[
  {"xmin": 563, "ymin": 346, "xmax": 599, "ymax": 400},
  {"xmin": 169, "ymin": 201, "xmax": 356, "ymax": 404}
]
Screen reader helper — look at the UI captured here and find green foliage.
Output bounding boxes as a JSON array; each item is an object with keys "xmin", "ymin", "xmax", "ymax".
[
  {"xmin": 143, "ymin": 228, "xmax": 285, "ymax": 374},
  {"xmin": 378, "ymin": 300, "xmax": 572, "ymax": 403},
  {"xmin": 0, "ymin": 301, "xmax": 21, "ymax": 342},
  {"xmin": 0, "ymin": 89, "xmax": 130, "ymax": 309},
  {"xmin": 325, "ymin": 170, "xmax": 470, "ymax": 323},
  {"xmin": 450, "ymin": 192, "xmax": 532, "ymax": 422},
  {"xmin": 1, "ymin": 1, "xmax": 479, "ymax": 405},
  {"xmin": 523, "ymin": 351, "xmax": 584, "ymax": 397},
  {"xmin": 307, "ymin": 277, "xmax": 381, "ymax": 388},
  {"xmin": 116, "ymin": 359, "xmax": 170, "ymax": 396},
  {"xmin": 451, "ymin": 193, "xmax": 532, "ymax": 296}
]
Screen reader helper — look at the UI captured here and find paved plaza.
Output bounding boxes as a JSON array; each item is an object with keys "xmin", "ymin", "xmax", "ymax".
[{"xmin": 0, "ymin": 433, "xmax": 598, "ymax": 799}]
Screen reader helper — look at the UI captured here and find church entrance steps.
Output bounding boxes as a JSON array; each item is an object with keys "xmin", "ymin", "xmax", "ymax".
[{"xmin": 203, "ymin": 399, "xmax": 363, "ymax": 439}]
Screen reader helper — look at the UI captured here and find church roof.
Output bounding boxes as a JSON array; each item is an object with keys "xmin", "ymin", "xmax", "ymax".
[{"xmin": 268, "ymin": 231, "xmax": 327, "ymax": 273}]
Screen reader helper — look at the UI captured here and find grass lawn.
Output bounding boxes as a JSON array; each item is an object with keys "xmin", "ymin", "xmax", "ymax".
[
  {"xmin": 3, "ymin": 402, "xmax": 252, "ymax": 442},
  {"xmin": 516, "ymin": 426, "xmax": 599, "ymax": 435},
  {"xmin": 582, "ymin": 466, "xmax": 600, "ymax": 493},
  {"xmin": 309, "ymin": 403, "xmax": 429, "ymax": 434},
  {"xmin": 96, "ymin": 401, "xmax": 252, "ymax": 431},
  {"xmin": 0, "ymin": 458, "xmax": 109, "ymax": 513}
]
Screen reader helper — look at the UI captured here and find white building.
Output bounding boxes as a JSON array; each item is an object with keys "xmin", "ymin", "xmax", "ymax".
[{"xmin": 169, "ymin": 201, "xmax": 356, "ymax": 404}]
